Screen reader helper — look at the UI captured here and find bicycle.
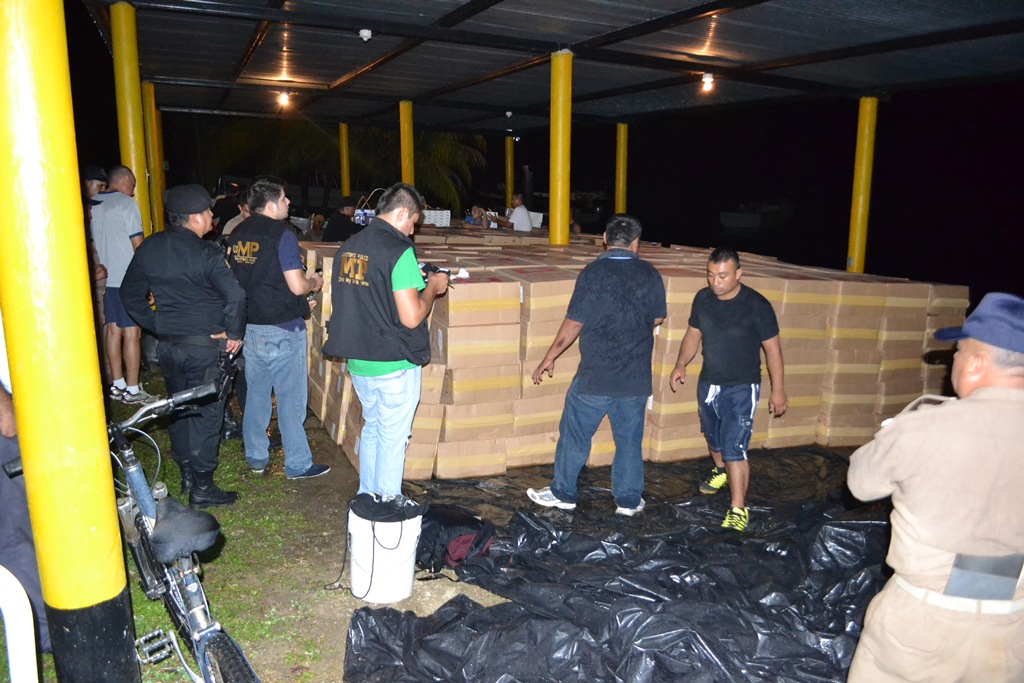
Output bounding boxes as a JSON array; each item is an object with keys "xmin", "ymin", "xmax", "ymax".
[{"xmin": 5, "ymin": 375, "xmax": 260, "ymax": 682}]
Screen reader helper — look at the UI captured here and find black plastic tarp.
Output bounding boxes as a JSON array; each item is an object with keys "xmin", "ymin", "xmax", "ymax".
[{"xmin": 345, "ymin": 446, "xmax": 890, "ymax": 682}]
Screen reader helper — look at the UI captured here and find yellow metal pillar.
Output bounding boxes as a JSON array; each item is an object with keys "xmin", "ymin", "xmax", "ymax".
[
  {"xmin": 400, "ymin": 100, "xmax": 414, "ymax": 186},
  {"xmin": 615, "ymin": 122, "xmax": 628, "ymax": 214},
  {"xmin": 155, "ymin": 108, "xmax": 166, "ymax": 190},
  {"xmin": 847, "ymin": 96, "xmax": 878, "ymax": 273},
  {"xmin": 0, "ymin": 0, "xmax": 138, "ymax": 679},
  {"xmin": 110, "ymin": 1, "xmax": 152, "ymax": 236},
  {"xmin": 339, "ymin": 122, "xmax": 351, "ymax": 197},
  {"xmin": 505, "ymin": 136, "xmax": 514, "ymax": 209},
  {"xmin": 142, "ymin": 81, "xmax": 163, "ymax": 232},
  {"xmin": 549, "ymin": 50, "xmax": 572, "ymax": 245}
]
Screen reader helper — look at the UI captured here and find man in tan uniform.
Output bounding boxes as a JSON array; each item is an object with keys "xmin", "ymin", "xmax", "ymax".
[{"xmin": 847, "ymin": 291, "xmax": 1024, "ymax": 682}]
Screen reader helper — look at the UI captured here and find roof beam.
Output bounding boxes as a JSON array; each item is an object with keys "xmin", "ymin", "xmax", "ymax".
[
  {"xmin": 748, "ymin": 18, "xmax": 1024, "ymax": 72},
  {"xmin": 575, "ymin": 0, "xmax": 772, "ymax": 49}
]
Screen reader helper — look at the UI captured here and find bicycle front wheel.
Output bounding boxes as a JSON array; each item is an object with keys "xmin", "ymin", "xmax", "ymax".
[{"xmin": 201, "ymin": 632, "xmax": 260, "ymax": 683}]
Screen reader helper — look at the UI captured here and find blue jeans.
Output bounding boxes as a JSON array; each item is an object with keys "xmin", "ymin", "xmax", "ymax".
[
  {"xmin": 350, "ymin": 367, "xmax": 421, "ymax": 496},
  {"xmin": 550, "ymin": 377, "xmax": 647, "ymax": 509},
  {"xmin": 242, "ymin": 324, "xmax": 312, "ymax": 477}
]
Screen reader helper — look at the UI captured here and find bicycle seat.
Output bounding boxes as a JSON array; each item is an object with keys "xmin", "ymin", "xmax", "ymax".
[{"xmin": 150, "ymin": 496, "xmax": 221, "ymax": 564}]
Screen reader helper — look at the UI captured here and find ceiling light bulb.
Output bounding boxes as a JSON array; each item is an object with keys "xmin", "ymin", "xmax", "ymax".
[
  {"xmin": 278, "ymin": 92, "xmax": 290, "ymax": 106},
  {"xmin": 359, "ymin": 29, "xmax": 373, "ymax": 42},
  {"xmin": 702, "ymin": 73, "xmax": 714, "ymax": 91}
]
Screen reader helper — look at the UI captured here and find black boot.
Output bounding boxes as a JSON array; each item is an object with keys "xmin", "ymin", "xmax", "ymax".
[
  {"xmin": 179, "ymin": 464, "xmax": 196, "ymax": 495},
  {"xmin": 222, "ymin": 406, "xmax": 241, "ymax": 441},
  {"xmin": 189, "ymin": 470, "xmax": 239, "ymax": 508}
]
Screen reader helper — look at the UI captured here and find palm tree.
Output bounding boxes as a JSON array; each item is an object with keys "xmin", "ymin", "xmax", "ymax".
[{"xmin": 179, "ymin": 116, "xmax": 487, "ymax": 214}]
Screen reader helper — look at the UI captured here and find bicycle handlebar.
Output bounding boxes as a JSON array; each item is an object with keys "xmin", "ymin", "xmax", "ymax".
[{"xmin": 111, "ymin": 382, "xmax": 219, "ymax": 435}]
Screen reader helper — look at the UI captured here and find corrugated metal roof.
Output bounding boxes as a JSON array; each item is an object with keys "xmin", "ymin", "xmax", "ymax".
[{"xmin": 84, "ymin": 0, "xmax": 1024, "ymax": 132}]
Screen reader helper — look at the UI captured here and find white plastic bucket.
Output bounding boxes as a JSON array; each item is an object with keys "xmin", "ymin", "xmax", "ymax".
[{"xmin": 347, "ymin": 509, "xmax": 422, "ymax": 603}]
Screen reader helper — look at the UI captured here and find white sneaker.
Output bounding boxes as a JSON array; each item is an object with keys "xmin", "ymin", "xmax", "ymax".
[
  {"xmin": 122, "ymin": 387, "xmax": 159, "ymax": 404},
  {"xmin": 527, "ymin": 486, "xmax": 576, "ymax": 510},
  {"xmin": 615, "ymin": 498, "xmax": 646, "ymax": 517}
]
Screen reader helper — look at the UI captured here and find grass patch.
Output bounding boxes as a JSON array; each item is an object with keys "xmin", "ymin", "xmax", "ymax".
[{"xmin": 2, "ymin": 369, "xmax": 324, "ymax": 681}]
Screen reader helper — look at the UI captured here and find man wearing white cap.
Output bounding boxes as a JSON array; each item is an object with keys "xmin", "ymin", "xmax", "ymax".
[{"xmin": 847, "ymin": 292, "xmax": 1024, "ymax": 682}]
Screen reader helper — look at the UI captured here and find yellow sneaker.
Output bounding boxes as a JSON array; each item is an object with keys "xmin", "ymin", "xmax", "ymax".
[
  {"xmin": 699, "ymin": 467, "xmax": 728, "ymax": 495},
  {"xmin": 721, "ymin": 507, "xmax": 749, "ymax": 532}
]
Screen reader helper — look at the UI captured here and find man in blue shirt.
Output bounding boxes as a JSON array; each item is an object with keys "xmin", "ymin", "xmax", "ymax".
[
  {"xmin": 228, "ymin": 178, "xmax": 331, "ymax": 481},
  {"xmin": 527, "ymin": 215, "xmax": 666, "ymax": 516}
]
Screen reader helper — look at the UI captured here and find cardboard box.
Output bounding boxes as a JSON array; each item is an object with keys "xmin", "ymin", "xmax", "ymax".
[
  {"xmin": 503, "ymin": 266, "xmax": 578, "ymax": 321},
  {"xmin": 830, "ymin": 277, "xmax": 889, "ymax": 319},
  {"xmin": 823, "ymin": 349, "xmax": 881, "ymax": 390},
  {"xmin": 646, "ymin": 423, "xmax": 708, "ymax": 463},
  {"xmin": 308, "ymin": 379, "xmax": 328, "ymax": 422},
  {"xmin": 926, "ymin": 283, "xmax": 970, "ymax": 316},
  {"xmin": 878, "ymin": 314, "xmax": 927, "ymax": 355},
  {"xmin": 432, "ymin": 272, "xmax": 521, "ymax": 327},
  {"xmin": 506, "ymin": 432, "xmax": 558, "ymax": 468},
  {"xmin": 778, "ymin": 275, "xmax": 838, "ymax": 316},
  {"xmin": 442, "ymin": 364, "xmax": 521, "ymax": 404},
  {"xmin": 646, "ymin": 382, "xmax": 701, "ymax": 429},
  {"xmin": 827, "ymin": 314, "xmax": 881, "ymax": 350},
  {"xmin": 521, "ymin": 318, "xmax": 581, "ymax": 361},
  {"xmin": 411, "ymin": 403, "xmax": 444, "ymax": 444},
  {"xmin": 430, "ymin": 321, "xmax": 520, "ymax": 369},
  {"xmin": 884, "ymin": 282, "xmax": 930, "ymax": 316},
  {"xmin": 420, "ymin": 362, "xmax": 445, "ymax": 404},
  {"xmin": 777, "ymin": 314, "xmax": 829, "ymax": 352},
  {"xmin": 513, "ymin": 394, "xmax": 566, "ymax": 436},
  {"xmin": 403, "ymin": 443, "xmax": 437, "ymax": 480},
  {"xmin": 434, "ymin": 438, "xmax": 507, "ymax": 479},
  {"xmin": 878, "ymin": 358, "xmax": 925, "ymax": 383},
  {"xmin": 441, "ymin": 401, "xmax": 514, "ymax": 442},
  {"xmin": 520, "ymin": 354, "xmax": 580, "ymax": 399},
  {"xmin": 924, "ymin": 314, "xmax": 966, "ymax": 351}
]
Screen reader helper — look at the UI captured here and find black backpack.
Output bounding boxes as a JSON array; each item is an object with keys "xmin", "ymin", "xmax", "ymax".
[{"xmin": 415, "ymin": 504, "xmax": 494, "ymax": 573}]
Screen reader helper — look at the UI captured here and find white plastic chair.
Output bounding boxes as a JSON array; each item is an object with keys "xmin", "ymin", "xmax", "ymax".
[{"xmin": 0, "ymin": 563, "xmax": 39, "ymax": 682}]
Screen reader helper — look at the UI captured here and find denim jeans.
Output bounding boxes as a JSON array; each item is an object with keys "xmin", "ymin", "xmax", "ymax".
[
  {"xmin": 242, "ymin": 324, "xmax": 312, "ymax": 477},
  {"xmin": 550, "ymin": 377, "xmax": 647, "ymax": 509},
  {"xmin": 697, "ymin": 381, "xmax": 760, "ymax": 462},
  {"xmin": 349, "ymin": 367, "xmax": 421, "ymax": 496}
]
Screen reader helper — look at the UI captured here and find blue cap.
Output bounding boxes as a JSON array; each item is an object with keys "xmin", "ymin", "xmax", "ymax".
[{"xmin": 934, "ymin": 292, "xmax": 1024, "ymax": 353}]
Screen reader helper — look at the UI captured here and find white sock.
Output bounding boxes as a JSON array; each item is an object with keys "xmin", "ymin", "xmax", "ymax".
[
  {"xmin": 113, "ymin": 378, "xmax": 127, "ymax": 390},
  {"xmin": 126, "ymin": 384, "xmax": 140, "ymax": 395}
]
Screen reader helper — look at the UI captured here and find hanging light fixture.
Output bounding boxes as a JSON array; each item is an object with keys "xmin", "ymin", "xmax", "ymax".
[
  {"xmin": 702, "ymin": 73, "xmax": 714, "ymax": 92},
  {"xmin": 278, "ymin": 92, "xmax": 290, "ymax": 106}
]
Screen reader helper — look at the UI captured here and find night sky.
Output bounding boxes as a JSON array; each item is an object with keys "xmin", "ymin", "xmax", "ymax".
[{"xmin": 64, "ymin": 0, "xmax": 1023, "ymax": 307}]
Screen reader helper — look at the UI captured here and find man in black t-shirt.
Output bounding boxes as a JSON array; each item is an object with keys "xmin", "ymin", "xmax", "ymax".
[
  {"xmin": 526, "ymin": 215, "xmax": 666, "ymax": 517},
  {"xmin": 669, "ymin": 248, "xmax": 787, "ymax": 532}
]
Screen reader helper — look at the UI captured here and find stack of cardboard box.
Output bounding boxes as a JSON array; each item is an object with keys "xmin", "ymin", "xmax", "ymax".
[
  {"xmin": 299, "ymin": 228, "xmax": 968, "ymax": 482},
  {"xmin": 429, "ymin": 271, "xmax": 521, "ymax": 478}
]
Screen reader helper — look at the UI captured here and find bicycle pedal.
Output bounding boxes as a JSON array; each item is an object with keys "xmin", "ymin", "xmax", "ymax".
[{"xmin": 135, "ymin": 629, "xmax": 174, "ymax": 664}]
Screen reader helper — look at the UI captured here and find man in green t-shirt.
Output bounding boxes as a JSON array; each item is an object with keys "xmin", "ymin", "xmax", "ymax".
[{"xmin": 323, "ymin": 183, "xmax": 449, "ymax": 496}]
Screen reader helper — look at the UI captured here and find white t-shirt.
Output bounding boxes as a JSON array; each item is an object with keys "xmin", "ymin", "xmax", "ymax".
[
  {"xmin": 91, "ymin": 191, "xmax": 143, "ymax": 287},
  {"xmin": 510, "ymin": 205, "xmax": 532, "ymax": 232}
]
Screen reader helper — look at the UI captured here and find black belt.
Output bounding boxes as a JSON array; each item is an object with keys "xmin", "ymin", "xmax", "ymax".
[{"xmin": 161, "ymin": 334, "xmax": 221, "ymax": 348}]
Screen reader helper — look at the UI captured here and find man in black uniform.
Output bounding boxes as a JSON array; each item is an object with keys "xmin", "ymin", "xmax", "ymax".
[
  {"xmin": 322, "ymin": 195, "xmax": 360, "ymax": 242},
  {"xmin": 121, "ymin": 184, "xmax": 246, "ymax": 508}
]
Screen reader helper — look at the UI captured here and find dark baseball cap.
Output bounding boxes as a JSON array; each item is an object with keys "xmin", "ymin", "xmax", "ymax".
[
  {"xmin": 340, "ymin": 195, "xmax": 357, "ymax": 208},
  {"xmin": 83, "ymin": 165, "xmax": 107, "ymax": 182},
  {"xmin": 165, "ymin": 184, "xmax": 214, "ymax": 215},
  {"xmin": 934, "ymin": 292, "xmax": 1024, "ymax": 354}
]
